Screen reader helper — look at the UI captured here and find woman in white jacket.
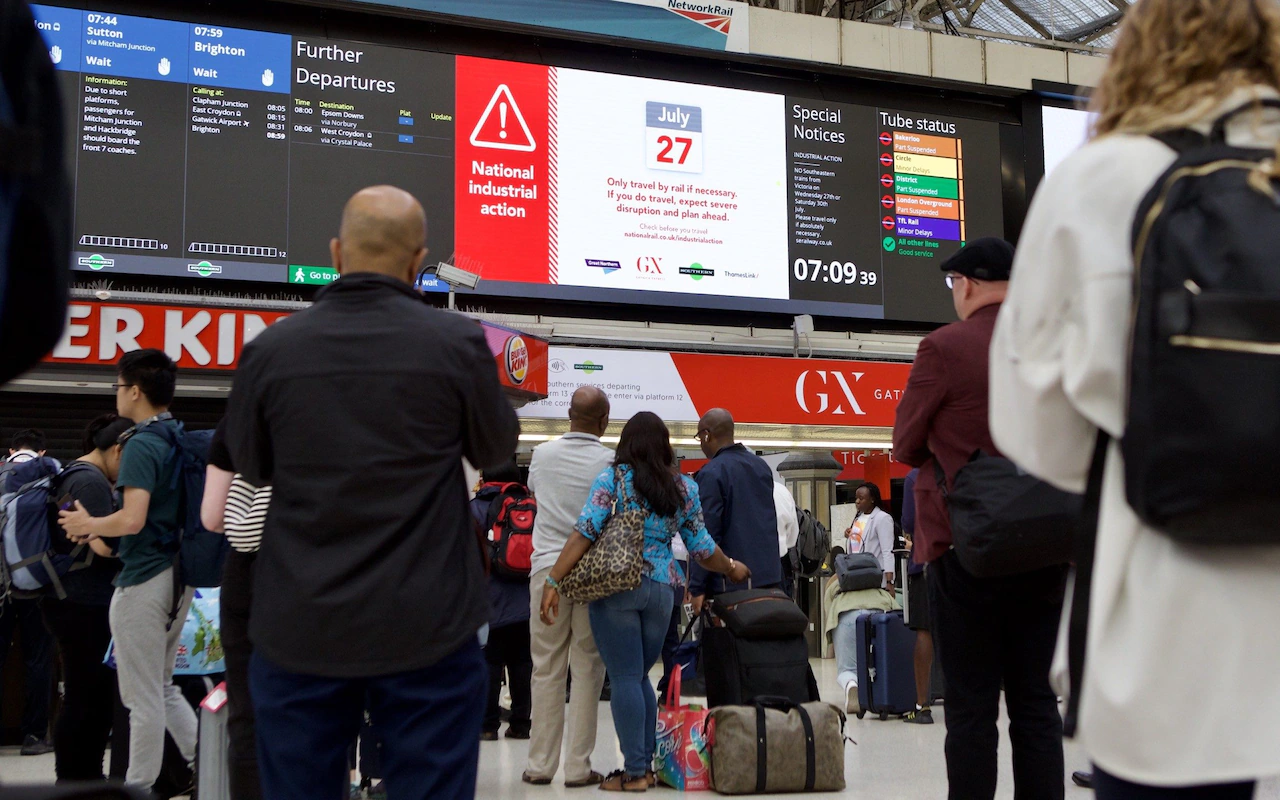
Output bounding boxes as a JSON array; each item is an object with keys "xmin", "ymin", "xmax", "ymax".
[{"xmin": 989, "ymin": 1, "xmax": 1280, "ymax": 797}]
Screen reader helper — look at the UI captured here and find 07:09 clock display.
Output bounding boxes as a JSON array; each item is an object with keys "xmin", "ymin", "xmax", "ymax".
[{"xmin": 792, "ymin": 258, "xmax": 878, "ymax": 285}]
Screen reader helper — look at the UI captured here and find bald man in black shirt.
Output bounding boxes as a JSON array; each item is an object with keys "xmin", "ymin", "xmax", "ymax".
[{"xmin": 225, "ymin": 186, "xmax": 518, "ymax": 800}]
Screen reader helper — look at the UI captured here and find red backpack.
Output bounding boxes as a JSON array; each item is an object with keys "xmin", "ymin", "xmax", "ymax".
[{"xmin": 487, "ymin": 484, "xmax": 537, "ymax": 579}]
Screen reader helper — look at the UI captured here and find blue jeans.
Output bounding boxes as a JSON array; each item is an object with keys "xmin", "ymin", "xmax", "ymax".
[
  {"xmin": 833, "ymin": 608, "xmax": 874, "ymax": 690},
  {"xmin": 589, "ymin": 577, "xmax": 675, "ymax": 777},
  {"xmin": 250, "ymin": 640, "xmax": 486, "ymax": 800}
]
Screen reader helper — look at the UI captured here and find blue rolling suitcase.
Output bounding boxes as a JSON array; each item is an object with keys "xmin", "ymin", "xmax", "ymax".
[{"xmin": 854, "ymin": 610, "xmax": 916, "ymax": 720}]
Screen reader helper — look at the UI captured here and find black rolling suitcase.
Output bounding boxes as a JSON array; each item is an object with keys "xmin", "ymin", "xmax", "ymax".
[{"xmin": 702, "ymin": 586, "xmax": 818, "ymax": 709}]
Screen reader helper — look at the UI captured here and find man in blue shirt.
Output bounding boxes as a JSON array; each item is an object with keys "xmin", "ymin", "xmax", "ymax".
[{"xmin": 688, "ymin": 408, "xmax": 781, "ymax": 613}]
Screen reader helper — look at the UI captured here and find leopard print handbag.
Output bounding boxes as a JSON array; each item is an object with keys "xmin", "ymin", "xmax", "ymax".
[{"xmin": 558, "ymin": 467, "xmax": 646, "ymax": 604}]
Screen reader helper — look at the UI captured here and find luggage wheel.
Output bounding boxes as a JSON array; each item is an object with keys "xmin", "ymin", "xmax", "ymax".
[
  {"xmin": 856, "ymin": 710, "xmax": 866, "ymax": 720},
  {"xmin": 878, "ymin": 712, "xmax": 889, "ymax": 721}
]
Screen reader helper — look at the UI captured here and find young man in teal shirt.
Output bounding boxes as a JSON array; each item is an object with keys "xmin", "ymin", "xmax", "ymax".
[{"xmin": 61, "ymin": 349, "xmax": 197, "ymax": 792}]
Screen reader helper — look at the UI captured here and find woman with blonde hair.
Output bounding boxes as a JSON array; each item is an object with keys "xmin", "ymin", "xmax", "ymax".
[{"xmin": 991, "ymin": 0, "xmax": 1280, "ymax": 797}]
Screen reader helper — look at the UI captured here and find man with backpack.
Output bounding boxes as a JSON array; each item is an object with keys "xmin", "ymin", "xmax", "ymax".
[
  {"xmin": 60, "ymin": 348, "xmax": 199, "ymax": 793},
  {"xmin": 0, "ymin": 427, "xmax": 58, "ymax": 756},
  {"xmin": 893, "ymin": 240, "xmax": 1067, "ymax": 800},
  {"xmin": 470, "ymin": 461, "xmax": 534, "ymax": 742}
]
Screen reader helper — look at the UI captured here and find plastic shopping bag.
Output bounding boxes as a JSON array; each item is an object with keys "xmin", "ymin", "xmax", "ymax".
[
  {"xmin": 654, "ymin": 664, "xmax": 711, "ymax": 791},
  {"xmin": 104, "ymin": 587, "xmax": 224, "ymax": 675}
]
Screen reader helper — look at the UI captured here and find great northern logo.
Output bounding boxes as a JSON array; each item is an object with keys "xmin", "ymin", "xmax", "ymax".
[
  {"xmin": 574, "ymin": 361, "xmax": 604, "ymax": 374},
  {"xmin": 505, "ymin": 336, "xmax": 529, "ymax": 385},
  {"xmin": 78, "ymin": 254, "xmax": 115, "ymax": 271},
  {"xmin": 585, "ymin": 259, "xmax": 621, "ymax": 275}
]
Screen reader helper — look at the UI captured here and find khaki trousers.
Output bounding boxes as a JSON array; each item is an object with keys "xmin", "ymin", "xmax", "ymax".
[{"xmin": 526, "ymin": 568, "xmax": 607, "ymax": 783}]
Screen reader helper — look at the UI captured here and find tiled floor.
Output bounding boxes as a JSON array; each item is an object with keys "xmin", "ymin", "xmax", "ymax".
[{"xmin": 3, "ymin": 658, "xmax": 1278, "ymax": 798}]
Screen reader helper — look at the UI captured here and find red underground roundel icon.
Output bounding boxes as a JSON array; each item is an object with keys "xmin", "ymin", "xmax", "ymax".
[
  {"xmin": 880, "ymin": 174, "xmax": 894, "ymax": 188},
  {"xmin": 880, "ymin": 153, "xmax": 894, "ymax": 167},
  {"xmin": 879, "ymin": 132, "xmax": 893, "ymax": 146},
  {"xmin": 881, "ymin": 195, "xmax": 895, "ymax": 209},
  {"xmin": 882, "ymin": 216, "xmax": 896, "ymax": 230}
]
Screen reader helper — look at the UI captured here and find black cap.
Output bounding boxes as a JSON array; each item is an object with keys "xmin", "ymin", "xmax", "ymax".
[{"xmin": 940, "ymin": 237, "xmax": 1014, "ymax": 282}]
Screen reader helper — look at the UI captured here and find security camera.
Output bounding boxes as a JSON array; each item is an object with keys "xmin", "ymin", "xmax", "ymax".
[{"xmin": 434, "ymin": 262, "xmax": 480, "ymax": 290}]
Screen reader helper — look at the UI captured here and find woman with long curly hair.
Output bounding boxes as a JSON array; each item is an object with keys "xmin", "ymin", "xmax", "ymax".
[
  {"xmin": 540, "ymin": 412, "xmax": 750, "ymax": 792},
  {"xmin": 991, "ymin": 0, "xmax": 1280, "ymax": 797}
]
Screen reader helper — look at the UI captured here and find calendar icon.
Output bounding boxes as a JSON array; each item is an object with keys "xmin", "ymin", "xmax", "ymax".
[{"xmin": 645, "ymin": 102, "xmax": 703, "ymax": 174}]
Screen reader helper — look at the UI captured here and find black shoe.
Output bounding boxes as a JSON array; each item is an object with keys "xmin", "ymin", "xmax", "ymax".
[
  {"xmin": 505, "ymin": 728, "xmax": 531, "ymax": 740},
  {"xmin": 1072, "ymin": 771, "xmax": 1094, "ymax": 789},
  {"xmin": 599, "ymin": 683, "xmax": 611, "ymax": 702},
  {"xmin": 480, "ymin": 730, "xmax": 499, "ymax": 741},
  {"xmin": 20, "ymin": 735, "xmax": 54, "ymax": 756},
  {"xmin": 902, "ymin": 708, "xmax": 934, "ymax": 725}
]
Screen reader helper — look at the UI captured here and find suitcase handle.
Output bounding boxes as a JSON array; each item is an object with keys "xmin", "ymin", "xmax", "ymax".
[{"xmin": 753, "ymin": 695, "xmax": 799, "ymax": 712}]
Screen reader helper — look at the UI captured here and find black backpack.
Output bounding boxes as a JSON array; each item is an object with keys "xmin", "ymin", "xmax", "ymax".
[
  {"xmin": 1065, "ymin": 99, "xmax": 1280, "ymax": 737},
  {"xmin": 0, "ymin": 0, "xmax": 71, "ymax": 383},
  {"xmin": 792, "ymin": 509, "xmax": 830, "ymax": 578},
  {"xmin": 1121, "ymin": 98, "xmax": 1280, "ymax": 544}
]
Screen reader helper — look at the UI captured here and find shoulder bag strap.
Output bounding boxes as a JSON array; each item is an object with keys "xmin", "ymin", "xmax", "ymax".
[
  {"xmin": 755, "ymin": 705, "xmax": 768, "ymax": 793},
  {"xmin": 1063, "ymin": 430, "xmax": 1111, "ymax": 738},
  {"xmin": 796, "ymin": 704, "xmax": 817, "ymax": 792}
]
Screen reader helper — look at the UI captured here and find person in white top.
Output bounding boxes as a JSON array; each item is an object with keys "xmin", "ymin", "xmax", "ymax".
[
  {"xmin": 843, "ymin": 483, "xmax": 895, "ymax": 593},
  {"xmin": 989, "ymin": 1, "xmax": 1280, "ymax": 796},
  {"xmin": 773, "ymin": 480, "xmax": 798, "ymax": 596},
  {"xmin": 524, "ymin": 387, "xmax": 615, "ymax": 788}
]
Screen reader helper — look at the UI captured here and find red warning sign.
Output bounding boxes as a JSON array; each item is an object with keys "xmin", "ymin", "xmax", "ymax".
[{"xmin": 470, "ymin": 84, "xmax": 536, "ymax": 152}]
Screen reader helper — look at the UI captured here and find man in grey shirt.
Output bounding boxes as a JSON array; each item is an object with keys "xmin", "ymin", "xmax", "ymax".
[{"xmin": 524, "ymin": 386, "xmax": 614, "ymax": 787}]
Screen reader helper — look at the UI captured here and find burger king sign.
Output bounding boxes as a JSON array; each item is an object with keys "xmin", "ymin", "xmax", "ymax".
[{"xmin": 505, "ymin": 335, "xmax": 529, "ymax": 385}]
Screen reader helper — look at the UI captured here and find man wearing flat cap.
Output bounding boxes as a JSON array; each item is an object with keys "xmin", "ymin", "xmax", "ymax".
[{"xmin": 892, "ymin": 238, "xmax": 1067, "ymax": 800}]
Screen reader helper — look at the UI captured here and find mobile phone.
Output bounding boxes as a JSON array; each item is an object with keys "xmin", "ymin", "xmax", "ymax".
[{"xmin": 57, "ymin": 493, "xmax": 74, "ymax": 511}]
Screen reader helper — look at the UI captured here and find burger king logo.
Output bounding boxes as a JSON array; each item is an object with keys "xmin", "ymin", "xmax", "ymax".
[{"xmin": 505, "ymin": 336, "xmax": 529, "ymax": 385}]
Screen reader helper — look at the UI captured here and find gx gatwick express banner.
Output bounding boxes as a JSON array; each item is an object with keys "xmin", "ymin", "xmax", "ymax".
[{"xmin": 518, "ymin": 346, "xmax": 911, "ymax": 427}]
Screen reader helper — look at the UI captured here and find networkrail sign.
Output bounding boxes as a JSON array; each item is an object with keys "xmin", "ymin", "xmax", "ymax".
[{"xmin": 340, "ymin": 0, "xmax": 750, "ymax": 53}]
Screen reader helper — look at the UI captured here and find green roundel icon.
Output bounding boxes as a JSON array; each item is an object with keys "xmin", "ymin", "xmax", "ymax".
[
  {"xmin": 689, "ymin": 262, "xmax": 705, "ymax": 281},
  {"xmin": 882, "ymin": 236, "xmax": 897, "ymax": 252}
]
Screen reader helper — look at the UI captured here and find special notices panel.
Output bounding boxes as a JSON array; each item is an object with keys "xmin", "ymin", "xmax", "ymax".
[{"xmin": 784, "ymin": 100, "xmax": 1004, "ymax": 321}]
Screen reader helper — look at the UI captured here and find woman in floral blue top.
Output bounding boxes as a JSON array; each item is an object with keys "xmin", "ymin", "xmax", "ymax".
[{"xmin": 540, "ymin": 412, "xmax": 750, "ymax": 792}]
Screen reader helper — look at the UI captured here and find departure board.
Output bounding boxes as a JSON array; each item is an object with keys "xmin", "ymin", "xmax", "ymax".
[{"xmin": 34, "ymin": 4, "xmax": 1005, "ymax": 323}]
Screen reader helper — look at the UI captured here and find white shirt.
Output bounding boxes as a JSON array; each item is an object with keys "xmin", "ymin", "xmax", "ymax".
[
  {"xmin": 773, "ymin": 481, "xmax": 798, "ymax": 558},
  {"xmin": 990, "ymin": 87, "xmax": 1280, "ymax": 786},
  {"xmin": 527, "ymin": 432, "xmax": 615, "ymax": 576}
]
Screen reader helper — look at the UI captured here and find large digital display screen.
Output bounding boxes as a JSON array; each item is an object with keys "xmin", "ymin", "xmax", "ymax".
[{"xmin": 34, "ymin": 4, "xmax": 1006, "ymax": 322}]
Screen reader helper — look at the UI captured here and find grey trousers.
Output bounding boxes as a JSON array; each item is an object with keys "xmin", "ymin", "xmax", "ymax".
[{"xmin": 110, "ymin": 566, "xmax": 197, "ymax": 788}]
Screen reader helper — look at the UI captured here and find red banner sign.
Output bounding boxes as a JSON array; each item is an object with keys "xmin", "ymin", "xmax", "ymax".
[
  {"xmin": 43, "ymin": 300, "xmax": 548, "ymax": 398},
  {"xmin": 668, "ymin": 353, "xmax": 910, "ymax": 428}
]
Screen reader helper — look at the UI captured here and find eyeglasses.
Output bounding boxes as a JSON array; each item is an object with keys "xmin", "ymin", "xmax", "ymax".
[
  {"xmin": 945, "ymin": 274, "xmax": 964, "ymax": 289},
  {"xmin": 112, "ymin": 383, "xmax": 132, "ymax": 391},
  {"xmin": 695, "ymin": 429, "xmax": 711, "ymax": 441}
]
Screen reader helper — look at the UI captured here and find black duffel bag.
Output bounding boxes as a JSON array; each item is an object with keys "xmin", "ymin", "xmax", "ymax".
[
  {"xmin": 833, "ymin": 552, "xmax": 882, "ymax": 592},
  {"xmin": 707, "ymin": 586, "xmax": 808, "ymax": 640},
  {"xmin": 936, "ymin": 453, "xmax": 1080, "ymax": 578}
]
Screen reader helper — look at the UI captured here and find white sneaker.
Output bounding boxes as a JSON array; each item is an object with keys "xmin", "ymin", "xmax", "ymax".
[{"xmin": 844, "ymin": 681, "xmax": 861, "ymax": 715}]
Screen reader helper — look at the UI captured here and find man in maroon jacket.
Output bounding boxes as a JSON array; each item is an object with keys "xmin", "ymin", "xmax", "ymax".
[{"xmin": 893, "ymin": 239, "xmax": 1066, "ymax": 800}]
